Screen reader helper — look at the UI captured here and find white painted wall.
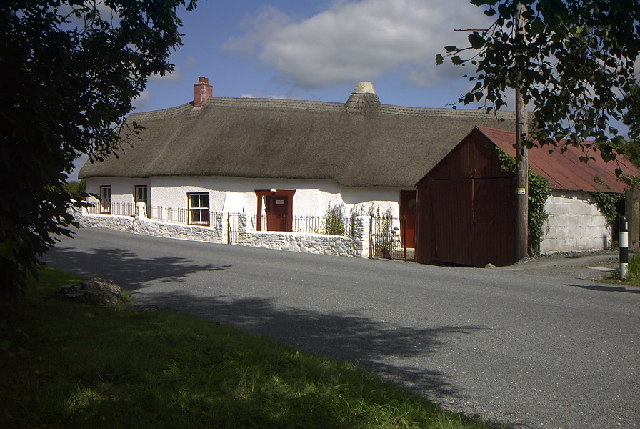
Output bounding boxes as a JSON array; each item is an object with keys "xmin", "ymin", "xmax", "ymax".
[
  {"xmin": 86, "ymin": 176, "xmax": 404, "ymax": 219},
  {"xmin": 85, "ymin": 177, "xmax": 149, "ymax": 206},
  {"xmin": 540, "ymin": 190, "xmax": 611, "ymax": 254}
]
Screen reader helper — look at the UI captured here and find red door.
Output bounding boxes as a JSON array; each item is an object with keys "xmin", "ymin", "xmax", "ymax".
[
  {"xmin": 400, "ymin": 190, "xmax": 417, "ymax": 248},
  {"xmin": 266, "ymin": 194, "xmax": 291, "ymax": 231}
]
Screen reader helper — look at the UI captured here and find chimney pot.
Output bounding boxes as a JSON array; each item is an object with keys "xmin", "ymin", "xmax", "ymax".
[{"xmin": 194, "ymin": 76, "xmax": 213, "ymax": 107}]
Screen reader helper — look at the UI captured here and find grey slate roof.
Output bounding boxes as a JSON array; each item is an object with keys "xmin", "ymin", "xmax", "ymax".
[{"xmin": 79, "ymin": 95, "xmax": 517, "ymax": 187}]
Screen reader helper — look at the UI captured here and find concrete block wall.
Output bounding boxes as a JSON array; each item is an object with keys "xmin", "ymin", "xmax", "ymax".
[{"xmin": 540, "ymin": 190, "xmax": 611, "ymax": 254}]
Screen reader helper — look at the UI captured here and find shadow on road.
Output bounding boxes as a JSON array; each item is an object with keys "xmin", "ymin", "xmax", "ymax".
[
  {"xmin": 134, "ymin": 290, "xmax": 488, "ymax": 400},
  {"xmin": 568, "ymin": 283, "xmax": 640, "ymax": 294},
  {"xmin": 45, "ymin": 246, "xmax": 230, "ymax": 290},
  {"xmin": 46, "ymin": 241, "xmax": 489, "ymax": 402}
]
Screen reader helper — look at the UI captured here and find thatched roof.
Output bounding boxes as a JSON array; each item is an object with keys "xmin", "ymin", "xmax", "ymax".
[{"xmin": 80, "ymin": 94, "xmax": 516, "ymax": 187}]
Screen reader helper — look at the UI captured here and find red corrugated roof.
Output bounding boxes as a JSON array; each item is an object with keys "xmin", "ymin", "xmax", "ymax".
[{"xmin": 477, "ymin": 126, "xmax": 638, "ymax": 193}]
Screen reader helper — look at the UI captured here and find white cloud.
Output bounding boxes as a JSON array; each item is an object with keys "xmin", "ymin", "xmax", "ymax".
[
  {"xmin": 186, "ymin": 56, "xmax": 198, "ymax": 70},
  {"xmin": 150, "ymin": 67, "xmax": 182, "ymax": 82},
  {"xmin": 132, "ymin": 90, "xmax": 151, "ymax": 110},
  {"xmin": 223, "ymin": 0, "xmax": 490, "ymax": 88}
]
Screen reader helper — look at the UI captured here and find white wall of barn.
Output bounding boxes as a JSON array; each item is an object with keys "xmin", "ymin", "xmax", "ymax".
[
  {"xmin": 540, "ymin": 190, "xmax": 611, "ymax": 254},
  {"xmin": 85, "ymin": 176, "xmax": 404, "ymax": 217}
]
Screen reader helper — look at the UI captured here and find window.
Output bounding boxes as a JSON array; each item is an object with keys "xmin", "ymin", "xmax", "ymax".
[
  {"xmin": 134, "ymin": 185, "xmax": 148, "ymax": 204},
  {"xmin": 134, "ymin": 185, "xmax": 149, "ymax": 217},
  {"xmin": 99, "ymin": 185, "xmax": 111, "ymax": 214},
  {"xmin": 187, "ymin": 192, "xmax": 210, "ymax": 226}
]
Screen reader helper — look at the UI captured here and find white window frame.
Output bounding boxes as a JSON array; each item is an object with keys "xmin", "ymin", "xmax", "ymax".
[{"xmin": 187, "ymin": 192, "xmax": 210, "ymax": 226}]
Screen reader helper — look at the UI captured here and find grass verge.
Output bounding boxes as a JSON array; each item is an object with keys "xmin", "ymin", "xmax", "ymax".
[
  {"xmin": 601, "ymin": 253, "xmax": 640, "ymax": 287},
  {"xmin": 1, "ymin": 266, "xmax": 501, "ymax": 429}
]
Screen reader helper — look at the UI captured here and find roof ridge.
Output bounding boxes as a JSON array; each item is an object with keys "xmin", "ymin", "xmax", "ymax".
[{"xmin": 128, "ymin": 97, "xmax": 517, "ymax": 120}]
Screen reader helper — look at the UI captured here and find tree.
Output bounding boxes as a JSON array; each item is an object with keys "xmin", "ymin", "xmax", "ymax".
[
  {"xmin": 0, "ymin": 0, "xmax": 197, "ymax": 297},
  {"xmin": 63, "ymin": 180, "xmax": 87, "ymax": 202},
  {"xmin": 438, "ymin": 0, "xmax": 640, "ymax": 159}
]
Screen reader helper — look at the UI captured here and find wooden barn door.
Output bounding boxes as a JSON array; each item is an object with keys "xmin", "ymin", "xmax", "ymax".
[
  {"xmin": 472, "ymin": 178, "xmax": 516, "ymax": 266},
  {"xmin": 423, "ymin": 179, "xmax": 474, "ymax": 265}
]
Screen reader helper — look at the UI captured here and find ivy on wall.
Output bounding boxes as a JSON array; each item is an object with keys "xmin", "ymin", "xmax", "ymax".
[
  {"xmin": 494, "ymin": 146, "xmax": 552, "ymax": 255},
  {"xmin": 588, "ymin": 191, "xmax": 624, "ymax": 231}
]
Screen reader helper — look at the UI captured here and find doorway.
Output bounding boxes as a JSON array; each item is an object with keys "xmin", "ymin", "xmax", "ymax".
[
  {"xmin": 255, "ymin": 190, "xmax": 295, "ymax": 232},
  {"xmin": 400, "ymin": 190, "xmax": 417, "ymax": 248}
]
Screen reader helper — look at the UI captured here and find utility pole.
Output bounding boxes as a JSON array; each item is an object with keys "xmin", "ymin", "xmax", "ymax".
[{"xmin": 515, "ymin": 2, "xmax": 528, "ymax": 261}]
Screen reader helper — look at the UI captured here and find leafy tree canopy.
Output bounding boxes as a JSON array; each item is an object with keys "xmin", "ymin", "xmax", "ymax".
[
  {"xmin": 0, "ymin": 0, "xmax": 196, "ymax": 297},
  {"xmin": 438, "ymin": 0, "xmax": 640, "ymax": 161}
]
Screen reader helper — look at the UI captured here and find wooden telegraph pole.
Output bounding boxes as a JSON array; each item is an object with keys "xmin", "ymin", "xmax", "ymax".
[{"xmin": 515, "ymin": 2, "xmax": 529, "ymax": 261}]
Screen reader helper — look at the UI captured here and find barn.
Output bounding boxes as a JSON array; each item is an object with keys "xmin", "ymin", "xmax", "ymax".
[{"xmin": 415, "ymin": 126, "xmax": 638, "ymax": 267}]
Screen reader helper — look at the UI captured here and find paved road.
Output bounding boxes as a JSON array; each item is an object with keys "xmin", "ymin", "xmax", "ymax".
[{"xmin": 45, "ymin": 228, "xmax": 640, "ymax": 429}]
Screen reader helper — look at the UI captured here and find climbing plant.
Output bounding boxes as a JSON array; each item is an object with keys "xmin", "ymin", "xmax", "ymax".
[
  {"xmin": 494, "ymin": 146, "xmax": 551, "ymax": 255},
  {"xmin": 589, "ymin": 192, "xmax": 624, "ymax": 231}
]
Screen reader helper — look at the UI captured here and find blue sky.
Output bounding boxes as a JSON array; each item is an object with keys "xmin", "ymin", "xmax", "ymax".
[{"xmin": 134, "ymin": 0, "xmax": 495, "ymax": 112}]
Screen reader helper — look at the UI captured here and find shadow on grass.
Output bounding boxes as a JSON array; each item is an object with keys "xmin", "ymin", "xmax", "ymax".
[
  {"xmin": 44, "ymin": 246, "xmax": 230, "ymax": 290},
  {"xmin": 135, "ymin": 290, "xmax": 487, "ymax": 399}
]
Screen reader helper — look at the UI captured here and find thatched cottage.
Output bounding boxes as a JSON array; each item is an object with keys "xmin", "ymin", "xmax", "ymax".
[{"xmin": 79, "ymin": 77, "xmax": 517, "ymax": 245}]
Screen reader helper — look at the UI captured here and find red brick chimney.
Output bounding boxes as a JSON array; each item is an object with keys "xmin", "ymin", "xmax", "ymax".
[{"xmin": 193, "ymin": 76, "xmax": 213, "ymax": 107}]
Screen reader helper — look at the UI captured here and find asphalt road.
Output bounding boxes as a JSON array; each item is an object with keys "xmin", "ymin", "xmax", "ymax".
[{"xmin": 45, "ymin": 228, "xmax": 640, "ymax": 429}]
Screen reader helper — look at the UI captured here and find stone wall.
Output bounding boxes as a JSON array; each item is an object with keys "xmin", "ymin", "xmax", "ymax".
[{"xmin": 75, "ymin": 211, "xmax": 369, "ymax": 258}]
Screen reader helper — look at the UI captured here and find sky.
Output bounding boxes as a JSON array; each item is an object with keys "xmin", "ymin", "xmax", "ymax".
[
  {"xmin": 134, "ymin": 0, "xmax": 494, "ymax": 112},
  {"xmin": 71, "ymin": 0, "xmax": 496, "ymax": 180}
]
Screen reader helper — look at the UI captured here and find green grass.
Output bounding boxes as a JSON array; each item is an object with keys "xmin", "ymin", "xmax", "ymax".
[
  {"xmin": 0, "ymin": 266, "xmax": 501, "ymax": 429},
  {"xmin": 601, "ymin": 253, "xmax": 640, "ymax": 287}
]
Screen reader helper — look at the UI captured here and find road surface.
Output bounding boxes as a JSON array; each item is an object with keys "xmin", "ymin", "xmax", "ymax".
[{"xmin": 45, "ymin": 228, "xmax": 640, "ymax": 429}]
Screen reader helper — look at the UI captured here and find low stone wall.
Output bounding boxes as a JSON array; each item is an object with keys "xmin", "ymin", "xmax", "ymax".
[
  {"xmin": 236, "ymin": 231, "xmax": 359, "ymax": 257},
  {"xmin": 75, "ymin": 212, "xmax": 369, "ymax": 258}
]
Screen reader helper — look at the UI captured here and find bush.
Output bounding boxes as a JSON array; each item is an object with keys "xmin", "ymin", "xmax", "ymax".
[{"xmin": 323, "ymin": 204, "xmax": 346, "ymax": 236}]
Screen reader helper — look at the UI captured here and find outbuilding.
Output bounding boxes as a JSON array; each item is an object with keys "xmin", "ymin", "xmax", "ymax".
[{"xmin": 415, "ymin": 126, "xmax": 638, "ymax": 267}]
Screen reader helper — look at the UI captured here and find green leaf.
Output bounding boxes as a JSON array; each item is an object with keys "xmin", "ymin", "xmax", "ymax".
[
  {"xmin": 530, "ymin": 19, "xmax": 545, "ymax": 35},
  {"xmin": 435, "ymin": 54, "xmax": 444, "ymax": 65},
  {"xmin": 468, "ymin": 33, "xmax": 485, "ymax": 49}
]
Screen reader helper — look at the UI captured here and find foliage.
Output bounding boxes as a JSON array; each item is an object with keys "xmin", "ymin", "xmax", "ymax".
[
  {"xmin": 628, "ymin": 253, "xmax": 640, "ymax": 282},
  {"xmin": 0, "ymin": 0, "xmax": 197, "ymax": 297},
  {"xmin": 613, "ymin": 138, "xmax": 640, "ymax": 169},
  {"xmin": 63, "ymin": 180, "xmax": 87, "ymax": 202},
  {"xmin": 589, "ymin": 191, "xmax": 625, "ymax": 230},
  {"xmin": 0, "ymin": 266, "xmax": 500, "ymax": 429},
  {"xmin": 347, "ymin": 205, "xmax": 366, "ymax": 239},
  {"xmin": 323, "ymin": 203, "xmax": 346, "ymax": 236},
  {"xmin": 438, "ymin": 0, "xmax": 640, "ymax": 161},
  {"xmin": 494, "ymin": 146, "xmax": 551, "ymax": 255}
]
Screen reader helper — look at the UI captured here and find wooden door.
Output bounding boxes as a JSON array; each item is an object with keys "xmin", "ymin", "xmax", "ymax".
[
  {"xmin": 266, "ymin": 194, "xmax": 292, "ymax": 232},
  {"xmin": 400, "ymin": 190, "xmax": 417, "ymax": 248}
]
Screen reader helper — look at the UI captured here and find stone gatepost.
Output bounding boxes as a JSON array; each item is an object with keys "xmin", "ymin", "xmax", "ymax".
[
  {"xmin": 354, "ymin": 215, "xmax": 371, "ymax": 258},
  {"xmin": 212, "ymin": 212, "xmax": 225, "ymax": 243},
  {"xmin": 238, "ymin": 213, "xmax": 247, "ymax": 234}
]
